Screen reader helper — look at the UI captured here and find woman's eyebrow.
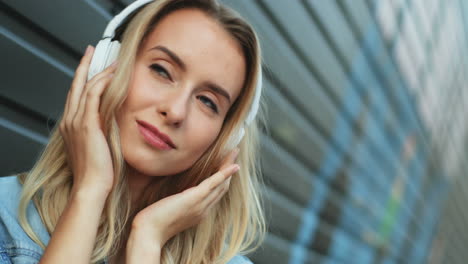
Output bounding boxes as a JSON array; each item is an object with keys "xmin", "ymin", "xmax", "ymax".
[
  {"xmin": 204, "ymin": 82, "xmax": 231, "ymax": 104},
  {"xmin": 148, "ymin": 45, "xmax": 186, "ymax": 71}
]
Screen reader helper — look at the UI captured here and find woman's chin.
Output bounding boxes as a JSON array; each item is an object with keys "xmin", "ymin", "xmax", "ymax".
[{"xmin": 124, "ymin": 160, "xmax": 187, "ymax": 178}]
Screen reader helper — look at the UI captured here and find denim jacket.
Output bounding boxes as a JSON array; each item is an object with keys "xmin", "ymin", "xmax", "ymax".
[{"xmin": 0, "ymin": 176, "xmax": 252, "ymax": 264}]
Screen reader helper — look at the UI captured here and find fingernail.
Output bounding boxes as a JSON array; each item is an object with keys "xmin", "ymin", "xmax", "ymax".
[
  {"xmin": 233, "ymin": 164, "xmax": 240, "ymax": 173},
  {"xmin": 84, "ymin": 45, "xmax": 91, "ymax": 55},
  {"xmin": 110, "ymin": 60, "xmax": 118, "ymax": 67}
]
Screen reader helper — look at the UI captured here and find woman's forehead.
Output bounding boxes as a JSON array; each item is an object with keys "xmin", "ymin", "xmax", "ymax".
[{"xmin": 142, "ymin": 9, "xmax": 242, "ymax": 57}]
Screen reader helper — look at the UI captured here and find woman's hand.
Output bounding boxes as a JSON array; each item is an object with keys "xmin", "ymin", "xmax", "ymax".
[
  {"xmin": 60, "ymin": 45, "xmax": 117, "ymax": 198},
  {"xmin": 40, "ymin": 46, "xmax": 119, "ymax": 264},
  {"xmin": 126, "ymin": 148, "xmax": 240, "ymax": 261}
]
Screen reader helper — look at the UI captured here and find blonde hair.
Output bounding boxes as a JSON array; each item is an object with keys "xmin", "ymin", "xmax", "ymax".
[{"xmin": 18, "ymin": 0, "xmax": 266, "ymax": 263}]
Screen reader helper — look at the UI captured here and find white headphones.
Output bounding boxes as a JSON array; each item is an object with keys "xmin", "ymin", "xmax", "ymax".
[{"xmin": 88, "ymin": 0, "xmax": 262, "ymax": 148}]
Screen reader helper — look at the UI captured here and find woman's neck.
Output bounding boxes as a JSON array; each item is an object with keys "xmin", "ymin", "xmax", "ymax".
[
  {"xmin": 126, "ymin": 166, "xmax": 161, "ymax": 206},
  {"xmin": 106, "ymin": 168, "xmax": 161, "ymax": 264}
]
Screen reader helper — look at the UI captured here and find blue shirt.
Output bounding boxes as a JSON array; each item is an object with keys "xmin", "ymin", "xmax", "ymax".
[{"xmin": 0, "ymin": 176, "xmax": 252, "ymax": 264}]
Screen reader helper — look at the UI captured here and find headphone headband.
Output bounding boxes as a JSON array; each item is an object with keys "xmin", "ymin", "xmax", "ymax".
[
  {"xmin": 245, "ymin": 70, "xmax": 262, "ymax": 125},
  {"xmin": 102, "ymin": 0, "xmax": 153, "ymax": 38}
]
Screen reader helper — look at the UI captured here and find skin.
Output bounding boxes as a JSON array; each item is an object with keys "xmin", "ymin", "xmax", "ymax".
[
  {"xmin": 117, "ymin": 8, "xmax": 246, "ymax": 198},
  {"xmin": 39, "ymin": 8, "xmax": 247, "ymax": 264}
]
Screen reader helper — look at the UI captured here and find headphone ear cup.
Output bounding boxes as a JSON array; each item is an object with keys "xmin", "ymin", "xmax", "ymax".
[
  {"xmin": 88, "ymin": 39, "xmax": 109, "ymax": 80},
  {"xmin": 225, "ymin": 126, "xmax": 245, "ymax": 152},
  {"xmin": 105, "ymin": 40, "xmax": 121, "ymax": 68},
  {"xmin": 88, "ymin": 39, "xmax": 121, "ymax": 80}
]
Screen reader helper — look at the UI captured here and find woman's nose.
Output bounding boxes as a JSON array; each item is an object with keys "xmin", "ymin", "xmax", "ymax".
[{"xmin": 157, "ymin": 90, "xmax": 189, "ymax": 127}]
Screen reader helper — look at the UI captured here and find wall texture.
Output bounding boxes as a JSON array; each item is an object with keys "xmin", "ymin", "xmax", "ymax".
[{"xmin": 1, "ymin": 0, "xmax": 467, "ymax": 263}]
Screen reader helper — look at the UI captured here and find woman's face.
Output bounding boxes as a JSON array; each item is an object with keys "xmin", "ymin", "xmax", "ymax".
[{"xmin": 117, "ymin": 8, "xmax": 246, "ymax": 177}]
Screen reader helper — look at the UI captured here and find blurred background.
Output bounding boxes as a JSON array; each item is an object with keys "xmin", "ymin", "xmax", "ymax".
[{"xmin": 1, "ymin": 0, "xmax": 467, "ymax": 263}]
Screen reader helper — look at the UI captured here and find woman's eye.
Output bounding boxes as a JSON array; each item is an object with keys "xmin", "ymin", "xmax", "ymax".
[
  {"xmin": 197, "ymin": 95, "xmax": 218, "ymax": 113},
  {"xmin": 150, "ymin": 64, "xmax": 172, "ymax": 80}
]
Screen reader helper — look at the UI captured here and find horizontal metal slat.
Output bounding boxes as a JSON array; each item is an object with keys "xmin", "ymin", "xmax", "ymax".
[
  {"xmin": 0, "ymin": 32, "xmax": 71, "ymax": 120},
  {"xmin": 258, "ymin": 0, "xmax": 347, "ymax": 99},
  {"xmin": 3, "ymin": 0, "xmax": 109, "ymax": 53},
  {"xmin": 224, "ymin": 0, "xmax": 339, "ymax": 137}
]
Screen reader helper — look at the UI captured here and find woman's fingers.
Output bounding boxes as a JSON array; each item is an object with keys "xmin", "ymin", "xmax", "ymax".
[
  {"xmin": 73, "ymin": 62, "xmax": 117, "ymax": 126},
  {"xmin": 65, "ymin": 46, "xmax": 94, "ymax": 120},
  {"xmin": 206, "ymin": 163, "xmax": 239, "ymax": 192},
  {"xmin": 181, "ymin": 162, "xmax": 238, "ymax": 206},
  {"xmin": 203, "ymin": 175, "xmax": 233, "ymax": 210},
  {"xmin": 192, "ymin": 147, "xmax": 238, "ymax": 195},
  {"xmin": 84, "ymin": 61, "xmax": 118, "ymax": 93},
  {"xmin": 57, "ymin": 45, "xmax": 117, "ymax": 197},
  {"xmin": 138, "ymin": 148, "xmax": 240, "ymax": 231},
  {"xmin": 219, "ymin": 147, "xmax": 240, "ymax": 171},
  {"xmin": 84, "ymin": 73, "xmax": 114, "ymax": 122},
  {"xmin": 192, "ymin": 163, "xmax": 239, "ymax": 213},
  {"xmin": 131, "ymin": 149, "xmax": 241, "ymax": 245},
  {"xmin": 194, "ymin": 149, "xmax": 240, "ymax": 213},
  {"xmin": 202, "ymin": 148, "xmax": 239, "ymax": 193},
  {"xmin": 178, "ymin": 164, "xmax": 238, "ymax": 223},
  {"xmin": 183, "ymin": 163, "xmax": 238, "ymax": 199}
]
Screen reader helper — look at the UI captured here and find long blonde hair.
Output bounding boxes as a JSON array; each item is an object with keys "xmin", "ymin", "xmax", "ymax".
[{"xmin": 18, "ymin": 0, "xmax": 265, "ymax": 263}]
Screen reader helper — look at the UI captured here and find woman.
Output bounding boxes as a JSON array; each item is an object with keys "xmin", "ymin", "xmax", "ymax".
[{"xmin": 0, "ymin": 0, "xmax": 265, "ymax": 263}]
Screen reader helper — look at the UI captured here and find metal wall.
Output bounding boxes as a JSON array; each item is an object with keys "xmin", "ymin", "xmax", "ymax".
[{"xmin": 1, "ymin": 0, "xmax": 467, "ymax": 263}]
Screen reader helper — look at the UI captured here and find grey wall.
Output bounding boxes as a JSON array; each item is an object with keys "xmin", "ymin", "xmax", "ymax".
[{"xmin": 2, "ymin": 0, "xmax": 467, "ymax": 263}]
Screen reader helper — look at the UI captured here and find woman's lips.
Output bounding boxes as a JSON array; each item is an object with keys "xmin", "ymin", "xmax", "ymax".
[{"xmin": 136, "ymin": 120, "xmax": 176, "ymax": 150}]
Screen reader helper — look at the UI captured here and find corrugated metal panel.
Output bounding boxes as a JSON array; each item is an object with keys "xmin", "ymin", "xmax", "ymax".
[{"xmin": 2, "ymin": 0, "xmax": 468, "ymax": 263}]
